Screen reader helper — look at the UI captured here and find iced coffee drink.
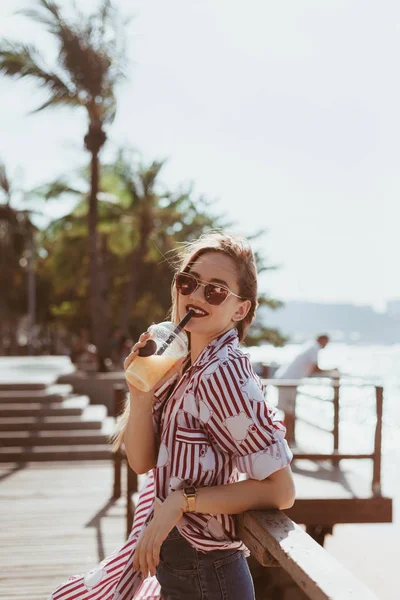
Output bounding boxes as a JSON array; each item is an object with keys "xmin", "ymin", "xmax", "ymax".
[{"xmin": 125, "ymin": 321, "xmax": 189, "ymax": 392}]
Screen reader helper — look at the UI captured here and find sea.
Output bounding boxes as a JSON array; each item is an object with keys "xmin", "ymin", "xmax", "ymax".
[{"xmin": 246, "ymin": 341, "xmax": 400, "ymax": 451}]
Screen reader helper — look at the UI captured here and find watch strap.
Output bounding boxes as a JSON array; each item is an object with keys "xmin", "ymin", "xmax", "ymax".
[{"xmin": 183, "ymin": 486, "xmax": 197, "ymax": 513}]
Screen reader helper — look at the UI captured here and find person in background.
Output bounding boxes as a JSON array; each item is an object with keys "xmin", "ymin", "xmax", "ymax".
[{"xmin": 274, "ymin": 335, "xmax": 340, "ymax": 444}]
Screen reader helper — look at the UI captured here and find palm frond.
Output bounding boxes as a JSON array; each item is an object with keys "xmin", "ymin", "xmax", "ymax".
[
  {"xmin": 30, "ymin": 92, "xmax": 82, "ymax": 114},
  {"xmin": 30, "ymin": 179, "xmax": 83, "ymax": 201},
  {"xmin": 16, "ymin": 1, "xmax": 68, "ymax": 42},
  {"xmin": 99, "ymin": 0, "xmax": 112, "ymax": 36},
  {"xmin": 0, "ymin": 41, "xmax": 73, "ymax": 92}
]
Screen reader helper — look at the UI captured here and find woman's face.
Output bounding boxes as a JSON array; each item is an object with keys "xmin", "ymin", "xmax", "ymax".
[{"xmin": 177, "ymin": 251, "xmax": 250, "ymax": 342}]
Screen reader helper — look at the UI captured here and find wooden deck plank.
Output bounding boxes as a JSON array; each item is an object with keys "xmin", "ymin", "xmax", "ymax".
[
  {"xmin": 0, "ymin": 461, "xmax": 126, "ymax": 600},
  {"xmin": 291, "ymin": 459, "xmax": 373, "ymax": 498}
]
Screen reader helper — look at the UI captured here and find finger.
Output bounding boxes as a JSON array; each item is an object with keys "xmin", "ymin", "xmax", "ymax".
[
  {"xmin": 132, "ymin": 538, "xmax": 141, "ymax": 572},
  {"xmin": 133, "ymin": 526, "xmax": 147, "ymax": 572},
  {"xmin": 146, "ymin": 532, "xmax": 161, "ymax": 577},
  {"xmin": 138, "ymin": 535, "xmax": 150, "ymax": 579},
  {"xmin": 146, "ymin": 543, "xmax": 155, "ymax": 577},
  {"xmin": 151, "ymin": 539, "xmax": 162, "ymax": 575},
  {"xmin": 124, "ymin": 333, "xmax": 151, "ymax": 369}
]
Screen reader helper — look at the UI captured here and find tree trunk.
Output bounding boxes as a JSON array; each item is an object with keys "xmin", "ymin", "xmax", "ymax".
[{"xmin": 87, "ymin": 145, "xmax": 110, "ymax": 371}]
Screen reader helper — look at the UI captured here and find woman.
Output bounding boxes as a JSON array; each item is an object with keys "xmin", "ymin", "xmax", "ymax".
[{"xmin": 49, "ymin": 232, "xmax": 295, "ymax": 600}]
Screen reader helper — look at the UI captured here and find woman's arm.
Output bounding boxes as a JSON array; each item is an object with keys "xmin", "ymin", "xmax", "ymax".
[
  {"xmin": 133, "ymin": 466, "xmax": 295, "ymax": 578},
  {"xmin": 182, "ymin": 465, "xmax": 296, "ymax": 513},
  {"xmin": 123, "ymin": 393, "xmax": 158, "ymax": 475},
  {"xmin": 122, "ymin": 331, "xmax": 184, "ymax": 475},
  {"xmin": 122, "ymin": 331, "xmax": 159, "ymax": 474}
]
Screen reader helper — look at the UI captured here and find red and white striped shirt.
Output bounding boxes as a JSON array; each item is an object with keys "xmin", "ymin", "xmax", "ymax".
[
  {"xmin": 49, "ymin": 329, "xmax": 292, "ymax": 600},
  {"xmin": 152, "ymin": 328, "xmax": 292, "ymax": 552}
]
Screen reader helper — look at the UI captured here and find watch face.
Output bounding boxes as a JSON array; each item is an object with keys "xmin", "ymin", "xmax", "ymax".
[{"xmin": 184, "ymin": 486, "xmax": 196, "ymax": 496}]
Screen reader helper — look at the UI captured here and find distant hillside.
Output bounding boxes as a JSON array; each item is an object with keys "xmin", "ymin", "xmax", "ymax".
[{"xmin": 259, "ymin": 301, "xmax": 400, "ymax": 344}]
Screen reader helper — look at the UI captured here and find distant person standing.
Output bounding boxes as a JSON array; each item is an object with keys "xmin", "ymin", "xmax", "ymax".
[{"xmin": 274, "ymin": 335, "xmax": 339, "ymax": 443}]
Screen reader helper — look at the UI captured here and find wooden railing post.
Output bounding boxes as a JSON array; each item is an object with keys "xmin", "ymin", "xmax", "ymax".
[
  {"xmin": 112, "ymin": 384, "xmax": 127, "ymax": 499},
  {"xmin": 372, "ymin": 386, "xmax": 383, "ymax": 497},
  {"xmin": 332, "ymin": 379, "xmax": 340, "ymax": 467}
]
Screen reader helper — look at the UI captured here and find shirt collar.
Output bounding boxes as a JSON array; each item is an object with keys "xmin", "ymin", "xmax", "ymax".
[
  {"xmin": 153, "ymin": 328, "xmax": 239, "ymax": 403},
  {"xmin": 192, "ymin": 328, "xmax": 239, "ymax": 368}
]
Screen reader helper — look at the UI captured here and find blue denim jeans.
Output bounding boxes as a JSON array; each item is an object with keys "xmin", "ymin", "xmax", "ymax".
[{"xmin": 156, "ymin": 527, "xmax": 255, "ymax": 600}]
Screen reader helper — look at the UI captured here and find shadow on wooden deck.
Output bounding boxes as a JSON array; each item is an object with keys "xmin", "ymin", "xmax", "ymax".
[{"xmin": 0, "ymin": 460, "xmax": 125, "ymax": 600}]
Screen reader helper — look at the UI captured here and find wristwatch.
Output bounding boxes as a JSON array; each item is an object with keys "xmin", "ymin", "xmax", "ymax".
[{"xmin": 182, "ymin": 486, "xmax": 197, "ymax": 513}]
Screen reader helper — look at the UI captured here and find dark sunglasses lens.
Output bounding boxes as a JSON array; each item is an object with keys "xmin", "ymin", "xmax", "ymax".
[
  {"xmin": 175, "ymin": 273, "xmax": 197, "ymax": 295},
  {"xmin": 204, "ymin": 284, "xmax": 229, "ymax": 306}
]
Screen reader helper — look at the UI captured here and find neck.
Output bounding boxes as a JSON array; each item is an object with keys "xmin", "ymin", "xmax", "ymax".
[{"xmin": 190, "ymin": 325, "xmax": 235, "ymax": 363}]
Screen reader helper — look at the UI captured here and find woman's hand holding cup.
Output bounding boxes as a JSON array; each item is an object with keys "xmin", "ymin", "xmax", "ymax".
[
  {"xmin": 124, "ymin": 327, "xmax": 187, "ymax": 399},
  {"xmin": 124, "ymin": 332, "xmax": 154, "ymax": 401}
]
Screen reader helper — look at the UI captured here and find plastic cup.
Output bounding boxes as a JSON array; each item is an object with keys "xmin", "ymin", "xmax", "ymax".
[{"xmin": 125, "ymin": 322, "xmax": 188, "ymax": 392}]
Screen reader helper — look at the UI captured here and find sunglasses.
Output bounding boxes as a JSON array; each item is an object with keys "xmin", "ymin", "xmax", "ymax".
[{"xmin": 174, "ymin": 271, "xmax": 244, "ymax": 306}]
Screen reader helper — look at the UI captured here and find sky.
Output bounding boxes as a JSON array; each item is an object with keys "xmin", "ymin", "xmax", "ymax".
[{"xmin": 0, "ymin": 0, "xmax": 398, "ymax": 312}]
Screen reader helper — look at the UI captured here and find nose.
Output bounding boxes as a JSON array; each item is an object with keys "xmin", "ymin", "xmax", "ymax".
[{"xmin": 191, "ymin": 282, "xmax": 206, "ymax": 303}]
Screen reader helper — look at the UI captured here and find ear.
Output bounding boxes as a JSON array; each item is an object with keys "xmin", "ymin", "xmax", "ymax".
[{"xmin": 233, "ymin": 299, "xmax": 251, "ymax": 322}]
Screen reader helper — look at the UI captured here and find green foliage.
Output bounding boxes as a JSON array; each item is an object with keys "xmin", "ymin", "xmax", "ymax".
[
  {"xmin": 0, "ymin": 163, "xmax": 42, "ymax": 326},
  {"xmin": 37, "ymin": 152, "xmax": 285, "ymax": 346}
]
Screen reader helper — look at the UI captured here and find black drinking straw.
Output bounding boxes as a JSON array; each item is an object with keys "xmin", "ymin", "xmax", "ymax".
[
  {"xmin": 155, "ymin": 309, "xmax": 195, "ymax": 355},
  {"xmin": 138, "ymin": 309, "xmax": 195, "ymax": 357}
]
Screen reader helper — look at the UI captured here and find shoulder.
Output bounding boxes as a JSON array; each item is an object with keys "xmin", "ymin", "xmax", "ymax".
[
  {"xmin": 199, "ymin": 350, "xmax": 265, "ymax": 406},
  {"xmin": 305, "ymin": 342, "xmax": 319, "ymax": 358},
  {"xmin": 199, "ymin": 346, "xmax": 254, "ymax": 383}
]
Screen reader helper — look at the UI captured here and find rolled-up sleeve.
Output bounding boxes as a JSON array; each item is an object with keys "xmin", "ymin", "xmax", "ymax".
[{"xmin": 198, "ymin": 356, "xmax": 293, "ymax": 480}]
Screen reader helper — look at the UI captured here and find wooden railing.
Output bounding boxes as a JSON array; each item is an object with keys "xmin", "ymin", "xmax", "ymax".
[
  {"xmin": 237, "ymin": 510, "xmax": 380, "ymax": 599},
  {"xmin": 262, "ymin": 378, "xmax": 384, "ymax": 496}
]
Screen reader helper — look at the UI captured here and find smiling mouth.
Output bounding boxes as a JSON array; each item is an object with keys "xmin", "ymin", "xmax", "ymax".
[{"xmin": 186, "ymin": 304, "xmax": 209, "ymax": 317}]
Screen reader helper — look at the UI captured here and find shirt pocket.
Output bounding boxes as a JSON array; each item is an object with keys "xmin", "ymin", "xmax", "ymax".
[{"xmin": 171, "ymin": 425, "xmax": 211, "ymax": 484}]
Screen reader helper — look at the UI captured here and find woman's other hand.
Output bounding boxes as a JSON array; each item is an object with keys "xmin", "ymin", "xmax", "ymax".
[{"xmin": 132, "ymin": 491, "xmax": 185, "ymax": 579}]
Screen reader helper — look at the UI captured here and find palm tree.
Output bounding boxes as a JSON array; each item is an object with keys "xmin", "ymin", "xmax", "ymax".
[{"xmin": 0, "ymin": 0, "xmax": 127, "ymax": 369}]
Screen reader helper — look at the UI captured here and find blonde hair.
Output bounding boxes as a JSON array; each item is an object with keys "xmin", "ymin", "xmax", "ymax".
[{"xmin": 110, "ymin": 231, "xmax": 258, "ymax": 452}]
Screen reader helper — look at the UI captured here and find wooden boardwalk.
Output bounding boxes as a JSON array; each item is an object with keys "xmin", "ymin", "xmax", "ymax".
[{"xmin": 0, "ymin": 461, "xmax": 126, "ymax": 600}]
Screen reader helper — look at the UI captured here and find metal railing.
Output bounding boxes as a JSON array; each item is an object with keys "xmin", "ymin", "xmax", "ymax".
[{"xmin": 263, "ymin": 378, "xmax": 384, "ymax": 496}]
